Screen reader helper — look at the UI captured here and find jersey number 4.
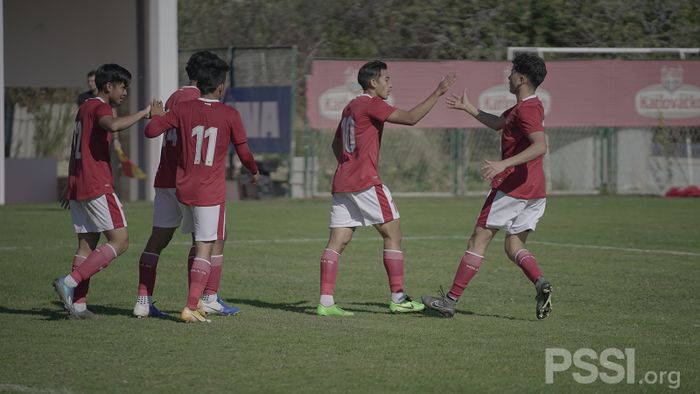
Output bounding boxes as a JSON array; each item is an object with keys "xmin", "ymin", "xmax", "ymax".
[
  {"xmin": 341, "ymin": 116, "xmax": 355, "ymax": 153},
  {"xmin": 192, "ymin": 125, "xmax": 218, "ymax": 166}
]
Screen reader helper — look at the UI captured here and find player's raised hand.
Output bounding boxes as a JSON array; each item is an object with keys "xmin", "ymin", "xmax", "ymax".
[
  {"xmin": 250, "ymin": 172, "xmax": 260, "ymax": 185},
  {"xmin": 437, "ymin": 72, "xmax": 457, "ymax": 95},
  {"xmin": 446, "ymin": 88, "xmax": 475, "ymax": 113},
  {"xmin": 149, "ymin": 99, "xmax": 165, "ymax": 118}
]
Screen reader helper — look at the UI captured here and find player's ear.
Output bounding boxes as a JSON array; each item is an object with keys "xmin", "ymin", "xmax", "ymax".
[{"xmin": 369, "ymin": 78, "xmax": 378, "ymax": 89}]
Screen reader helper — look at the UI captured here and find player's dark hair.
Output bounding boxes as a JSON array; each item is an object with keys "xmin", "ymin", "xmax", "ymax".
[
  {"xmin": 512, "ymin": 54, "xmax": 547, "ymax": 88},
  {"xmin": 185, "ymin": 51, "xmax": 220, "ymax": 81},
  {"xmin": 358, "ymin": 60, "xmax": 387, "ymax": 90},
  {"xmin": 86, "ymin": 70, "xmax": 96, "ymax": 77},
  {"xmin": 196, "ymin": 56, "xmax": 230, "ymax": 94},
  {"xmin": 95, "ymin": 64, "xmax": 132, "ymax": 91}
]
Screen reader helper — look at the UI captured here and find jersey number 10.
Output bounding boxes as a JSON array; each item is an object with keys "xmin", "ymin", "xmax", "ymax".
[
  {"xmin": 192, "ymin": 125, "xmax": 218, "ymax": 166},
  {"xmin": 341, "ymin": 116, "xmax": 355, "ymax": 153}
]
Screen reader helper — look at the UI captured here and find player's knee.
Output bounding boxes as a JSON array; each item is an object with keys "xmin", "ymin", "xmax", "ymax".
[{"xmin": 112, "ymin": 234, "xmax": 129, "ymax": 256}]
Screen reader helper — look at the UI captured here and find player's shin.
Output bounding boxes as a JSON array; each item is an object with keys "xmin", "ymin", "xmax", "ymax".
[
  {"xmin": 71, "ymin": 255, "xmax": 89, "ymax": 304},
  {"xmin": 137, "ymin": 252, "xmax": 159, "ymax": 299},
  {"xmin": 383, "ymin": 249, "xmax": 405, "ymax": 302},
  {"xmin": 187, "ymin": 258, "xmax": 211, "ymax": 310},
  {"xmin": 203, "ymin": 254, "xmax": 223, "ymax": 297},
  {"xmin": 319, "ymin": 249, "xmax": 340, "ymax": 306},
  {"xmin": 514, "ymin": 249, "xmax": 543, "ymax": 283},
  {"xmin": 448, "ymin": 251, "xmax": 483, "ymax": 300},
  {"xmin": 71, "ymin": 243, "xmax": 118, "ymax": 283}
]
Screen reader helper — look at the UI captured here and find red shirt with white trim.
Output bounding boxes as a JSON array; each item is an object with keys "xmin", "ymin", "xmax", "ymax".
[
  {"xmin": 67, "ymin": 97, "xmax": 116, "ymax": 200},
  {"xmin": 154, "ymin": 86, "xmax": 201, "ymax": 188},
  {"xmin": 145, "ymin": 98, "xmax": 257, "ymax": 206},
  {"xmin": 495, "ymin": 95, "xmax": 546, "ymax": 199},
  {"xmin": 331, "ymin": 95, "xmax": 397, "ymax": 193}
]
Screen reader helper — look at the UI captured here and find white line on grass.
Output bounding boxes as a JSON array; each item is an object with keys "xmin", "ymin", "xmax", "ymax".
[
  {"xmin": 1, "ymin": 235, "xmax": 698, "ymax": 257},
  {"xmin": 0, "ymin": 384, "xmax": 73, "ymax": 394},
  {"xmin": 171, "ymin": 235, "xmax": 700, "ymax": 257}
]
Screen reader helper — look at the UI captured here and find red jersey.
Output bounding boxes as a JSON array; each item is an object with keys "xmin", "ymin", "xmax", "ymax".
[
  {"xmin": 66, "ymin": 97, "xmax": 116, "ymax": 200},
  {"xmin": 145, "ymin": 98, "xmax": 257, "ymax": 206},
  {"xmin": 331, "ymin": 95, "xmax": 396, "ymax": 193},
  {"xmin": 495, "ymin": 95, "xmax": 546, "ymax": 199},
  {"xmin": 153, "ymin": 86, "xmax": 201, "ymax": 188}
]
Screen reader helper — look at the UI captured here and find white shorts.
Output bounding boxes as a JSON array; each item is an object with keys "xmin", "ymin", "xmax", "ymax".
[
  {"xmin": 70, "ymin": 193, "xmax": 127, "ymax": 233},
  {"xmin": 476, "ymin": 189, "xmax": 546, "ymax": 234},
  {"xmin": 152, "ymin": 188, "xmax": 183, "ymax": 228},
  {"xmin": 180, "ymin": 202, "xmax": 226, "ymax": 241},
  {"xmin": 329, "ymin": 184, "xmax": 400, "ymax": 228}
]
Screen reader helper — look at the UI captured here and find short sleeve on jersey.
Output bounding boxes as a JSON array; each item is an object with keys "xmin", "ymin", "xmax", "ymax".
[
  {"xmin": 366, "ymin": 97, "xmax": 396, "ymax": 122},
  {"xmin": 95, "ymin": 102, "xmax": 114, "ymax": 120},
  {"xmin": 519, "ymin": 102, "xmax": 544, "ymax": 135}
]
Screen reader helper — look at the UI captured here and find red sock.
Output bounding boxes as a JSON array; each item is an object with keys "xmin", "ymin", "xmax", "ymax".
[
  {"xmin": 383, "ymin": 250, "xmax": 404, "ymax": 293},
  {"xmin": 186, "ymin": 245, "xmax": 195, "ymax": 288},
  {"xmin": 204, "ymin": 254, "xmax": 223, "ymax": 296},
  {"xmin": 69, "ymin": 243, "xmax": 117, "ymax": 283},
  {"xmin": 72, "ymin": 255, "xmax": 89, "ymax": 304},
  {"xmin": 448, "ymin": 251, "xmax": 483, "ymax": 300},
  {"xmin": 320, "ymin": 249, "xmax": 340, "ymax": 295},
  {"xmin": 138, "ymin": 252, "xmax": 159, "ymax": 297},
  {"xmin": 514, "ymin": 249, "xmax": 543, "ymax": 284},
  {"xmin": 187, "ymin": 258, "xmax": 211, "ymax": 310}
]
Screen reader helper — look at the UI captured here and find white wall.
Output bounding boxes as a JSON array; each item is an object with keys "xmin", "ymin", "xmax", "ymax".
[{"xmin": 4, "ymin": 0, "xmax": 138, "ymax": 89}]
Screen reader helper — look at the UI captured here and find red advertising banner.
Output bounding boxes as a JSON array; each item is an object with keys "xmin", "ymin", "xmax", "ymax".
[{"xmin": 306, "ymin": 59, "xmax": 700, "ymax": 129}]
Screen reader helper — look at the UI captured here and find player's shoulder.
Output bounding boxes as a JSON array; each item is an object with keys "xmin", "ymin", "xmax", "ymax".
[
  {"xmin": 166, "ymin": 86, "xmax": 201, "ymax": 108},
  {"xmin": 80, "ymin": 97, "xmax": 110, "ymax": 116},
  {"xmin": 522, "ymin": 95, "xmax": 544, "ymax": 109}
]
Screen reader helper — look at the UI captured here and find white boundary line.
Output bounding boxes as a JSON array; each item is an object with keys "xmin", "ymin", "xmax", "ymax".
[
  {"xmin": 0, "ymin": 384, "xmax": 73, "ymax": 394},
  {"xmin": 1, "ymin": 235, "xmax": 698, "ymax": 257}
]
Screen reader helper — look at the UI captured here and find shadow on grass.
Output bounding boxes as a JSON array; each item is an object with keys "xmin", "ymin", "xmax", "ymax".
[
  {"xmin": 226, "ymin": 298, "xmax": 389, "ymax": 315},
  {"xmin": 348, "ymin": 301, "xmax": 534, "ymax": 321},
  {"xmin": 227, "ymin": 298, "xmax": 317, "ymax": 315},
  {"xmin": 0, "ymin": 304, "xmax": 67, "ymax": 321},
  {"xmin": 0, "ymin": 302, "xmax": 175, "ymax": 321}
]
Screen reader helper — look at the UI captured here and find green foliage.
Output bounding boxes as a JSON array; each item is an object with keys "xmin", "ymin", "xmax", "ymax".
[
  {"xmin": 6, "ymin": 87, "xmax": 78, "ymax": 159},
  {"xmin": 180, "ymin": 0, "xmax": 700, "ymax": 63}
]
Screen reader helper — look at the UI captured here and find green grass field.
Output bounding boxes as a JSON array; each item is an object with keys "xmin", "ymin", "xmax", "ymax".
[{"xmin": 1, "ymin": 196, "xmax": 699, "ymax": 393}]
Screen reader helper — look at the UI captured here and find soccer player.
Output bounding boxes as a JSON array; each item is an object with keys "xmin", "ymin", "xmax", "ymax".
[
  {"xmin": 53, "ymin": 64, "xmax": 153, "ymax": 319},
  {"xmin": 422, "ymin": 53, "xmax": 553, "ymax": 319},
  {"xmin": 145, "ymin": 55, "xmax": 260, "ymax": 323},
  {"xmin": 133, "ymin": 51, "xmax": 242, "ymax": 319},
  {"xmin": 317, "ymin": 60, "xmax": 456, "ymax": 316}
]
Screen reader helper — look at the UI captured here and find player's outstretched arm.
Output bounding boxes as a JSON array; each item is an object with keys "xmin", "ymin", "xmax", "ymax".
[
  {"xmin": 446, "ymin": 88, "xmax": 505, "ymax": 131},
  {"xmin": 387, "ymin": 72, "xmax": 456, "ymax": 126},
  {"xmin": 99, "ymin": 101, "xmax": 154, "ymax": 133},
  {"xmin": 144, "ymin": 100, "xmax": 174, "ymax": 138}
]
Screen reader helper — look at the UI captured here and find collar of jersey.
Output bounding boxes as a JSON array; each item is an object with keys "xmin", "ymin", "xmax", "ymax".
[
  {"xmin": 521, "ymin": 95, "xmax": 538, "ymax": 102},
  {"xmin": 197, "ymin": 97, "xmax": 220, "ymax": 103}
]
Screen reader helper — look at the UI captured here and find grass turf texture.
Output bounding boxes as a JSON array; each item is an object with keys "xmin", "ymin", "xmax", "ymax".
[{"xmin": 0, "ymin": 196, "xmax": 698, "ymax": 393}]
